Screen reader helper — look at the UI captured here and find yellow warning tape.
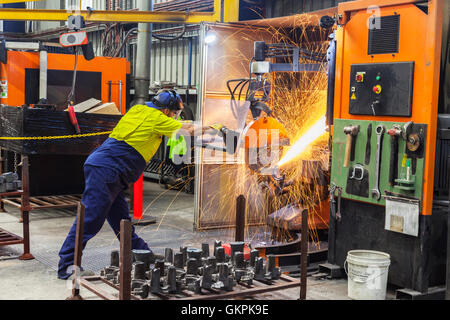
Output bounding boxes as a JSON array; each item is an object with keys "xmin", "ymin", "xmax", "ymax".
[{"xmin": 0, "ymin": 131, "xmax": 112, "ymax": 140}]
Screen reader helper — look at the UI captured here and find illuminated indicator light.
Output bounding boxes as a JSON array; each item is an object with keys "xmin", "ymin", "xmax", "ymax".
[
  {"xmin": 355, "ymin": 73, "xmax": 364, "ymax": 82},
  {"xmin": 376, "ymin": 75, "xmax": 381, "ymax": 81},
  {"xmin": 373, "ymin": 85, "xmax": 382, "ymax": 94}
]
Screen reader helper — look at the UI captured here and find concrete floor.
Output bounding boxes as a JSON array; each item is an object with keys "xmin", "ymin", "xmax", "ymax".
[{"xmin": 0, "ymin": 180, "xmax": 395, "ymax": 300}]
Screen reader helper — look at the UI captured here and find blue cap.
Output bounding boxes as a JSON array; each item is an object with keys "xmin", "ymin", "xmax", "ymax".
[{"xmin": 155, "ymin": 91, "xmax": 173, "ymax": 106}]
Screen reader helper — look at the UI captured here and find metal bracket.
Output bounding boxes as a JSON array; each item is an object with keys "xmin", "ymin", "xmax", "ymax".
[{"xmin": 349, "ymin": 164, "xmax": 364, "ymax": 181}]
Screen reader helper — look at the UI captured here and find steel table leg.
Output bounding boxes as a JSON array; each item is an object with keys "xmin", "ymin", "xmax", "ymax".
[
  {"xmin": 300, "ymin": 209, "xmax": 308, "ymax": 300},
  {"xmin": 119, "ymin": 219, "xmax": 132, "ymax": 300},
  {"xmin": 66, "ymin": 202, "xmax": 85, "ymax": 300},
  {"xmin": 19, "ymin": 155, "xmax": 33, "ymax": 260}
]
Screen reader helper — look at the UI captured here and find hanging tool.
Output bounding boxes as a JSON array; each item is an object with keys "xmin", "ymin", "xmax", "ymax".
[
  {"xmin": 406, "ymin": 158, "xmax": 412, "ymax": 181},
  {"xmin": 402, "ymin": 121, "xmax": 421, "ymax": 154},
  {"xmin": 343, "ymin": 125, "xmax": 360, "ymax": 168},
  {"xmin": 406, "ymin": 133, "xmax": 422, "ymax": 153},
  {"xmin": 387, "ymin": 126, "xmax": 402, "ymax": 186},
  {"xmin": 63, "ymin": 15, "xmax": 95, "ymax": 135},
  {"xmin": 349, "ymin": 164, "xmax": 364, "ymax": 181},
  {"xmin": 66, "ymin": 46, "xmax": 81, "ymax": 134},
  {"xmin": 329, "ymin": 183, "xmax": 336, "ymax": 218},
  {"xmin": 336, "ymin": 187, "xmax": 342, "ymax": 221},
  {"xmin": 365, "ymin": 123, "xmax": 372, "ymax": 165},
  {"xmin": 401, "ymin": 121, "xmax": 413, "ymax": 141},
  {"xmin": 371, "ymin": 125, "xmax": 385, "ymax": 200},
  {"xmin": 370, "ymin": 99, "xmax": 380, "ymax": 116}
]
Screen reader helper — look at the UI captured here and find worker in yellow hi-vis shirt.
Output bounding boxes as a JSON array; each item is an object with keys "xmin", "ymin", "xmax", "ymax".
[{"xmin": 58, "ymin": 89, "xmax": 214, "ymax": 280}]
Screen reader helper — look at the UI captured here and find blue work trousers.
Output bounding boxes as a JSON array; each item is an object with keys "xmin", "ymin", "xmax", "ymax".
[{"xmin": 57, "ymin": 164, "xmax": 149, "ymax": 279}]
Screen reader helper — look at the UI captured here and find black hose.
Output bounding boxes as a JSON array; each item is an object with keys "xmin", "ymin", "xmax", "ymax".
[
  {"xmin": 227, "ymin": 78, "xmax": 248, "ymax": 100},
  {"xmin": 232, "ymin": 80, "xmax": 247, "ymax": 99},
  {"xmin": 113, "ymin": 27, "xmax": 137, "ymax": 57},
  {"xmin": 238, "ymin": 80, "xmax": 249, "ymax": 101},
  {"xmin": 227, "ymin": 79, "xmax": 249, "ymax": 119},
  {"xmin": 152, "ymin": 24, "xmax": 186, "ymax": 41}
]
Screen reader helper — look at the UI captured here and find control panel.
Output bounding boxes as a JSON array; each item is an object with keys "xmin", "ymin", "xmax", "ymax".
[{"xmin": 349, "ymin": 62, "xmax": 415, "ymax": 116}]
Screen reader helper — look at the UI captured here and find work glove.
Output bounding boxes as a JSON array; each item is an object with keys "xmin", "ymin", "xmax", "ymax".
[{"xmin": 209, "ymin": 123, "xmax": 225, "ymax": 131}]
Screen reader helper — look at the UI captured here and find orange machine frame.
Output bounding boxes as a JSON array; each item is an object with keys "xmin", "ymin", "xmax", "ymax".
[
  {"xmin": 0, "ymin": 51, "xmax": 129, "ymax": 114},
  {"xmin": 333, "ymin": 0, "xmax": 444, "ymax": 216}
]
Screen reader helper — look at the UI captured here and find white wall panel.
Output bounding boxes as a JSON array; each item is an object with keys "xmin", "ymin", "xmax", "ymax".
[{"xmin": 144, "ymin": 35, "xmax": 199, "ymax": 88}]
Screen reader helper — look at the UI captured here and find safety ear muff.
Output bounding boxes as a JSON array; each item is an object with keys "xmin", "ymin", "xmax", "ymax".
[
  {"xmin": 152, "ymin": 89, "xmax": 179, "ymax": 110},
  {"xmin": 167, "ymin": 90, "xmax": 180, "ymax": 110}
]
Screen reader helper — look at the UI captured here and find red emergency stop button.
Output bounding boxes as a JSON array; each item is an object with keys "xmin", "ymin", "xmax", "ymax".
[
  {"xmin": 355, "ymin": 72, "xmax": 365, "ymax": 82},
  {"xmin": 373, "ymin": 85, "xmax": 382, "ymax": 94}
]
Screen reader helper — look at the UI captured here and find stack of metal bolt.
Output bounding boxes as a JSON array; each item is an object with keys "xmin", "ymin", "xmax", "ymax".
[
  {"xmin": 100, "ymin": 240, "xmax": 281, "ymax": 299},
  {"xmin": 0, "ymin": 172, "xmax": 21, "ymax": 193}
]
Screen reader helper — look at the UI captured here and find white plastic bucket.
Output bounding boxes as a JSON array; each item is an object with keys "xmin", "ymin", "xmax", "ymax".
[{"xmin": 344, "ymin": 250, "xmax": 391, "ymax": 300}]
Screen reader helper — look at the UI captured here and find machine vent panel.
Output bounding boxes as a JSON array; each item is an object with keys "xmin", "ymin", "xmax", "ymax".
[
  {"xmin": 368, "ymin": 15, "xmax": 400, "ymax": 55},
  {"xmin": 434, "ymin": 138, "xmax": 450, "ymax": 196}
]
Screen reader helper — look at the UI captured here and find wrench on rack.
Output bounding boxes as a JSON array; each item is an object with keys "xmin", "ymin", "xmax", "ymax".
[
  {"xmin": 329, "ymin": 183, "xmax": 336, "ymax": 218},
  {"xmin": 329, "ymin": 184, "xmax": 342, "ymax": 221},
  {"xmin": 371, "ymin": 125, "xmax": 385, "ymax": 200},
  {"xmin": 336, "ymin": 187, "xmax": 342, "ymax": 221}
]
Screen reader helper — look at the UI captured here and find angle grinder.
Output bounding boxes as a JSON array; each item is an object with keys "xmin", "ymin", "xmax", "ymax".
[{"xmin": 208, "ymin": 124, "xmax": 240, "ymax": 154}]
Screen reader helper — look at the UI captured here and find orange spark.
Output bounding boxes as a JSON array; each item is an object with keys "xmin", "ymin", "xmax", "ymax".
[{"xmin": 277, "ymin": 116, "xmax": 326, "ymax": 167}]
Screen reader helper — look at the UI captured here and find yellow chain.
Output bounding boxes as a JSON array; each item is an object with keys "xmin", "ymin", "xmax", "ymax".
[{"xmin": 0, "ymin": 131, "xmax": 112, "ymax": 140}]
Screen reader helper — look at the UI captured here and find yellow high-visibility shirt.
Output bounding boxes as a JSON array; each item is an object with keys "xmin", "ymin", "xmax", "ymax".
[{"xmin": 109, "ymin": 105, "xmax": 182, "ymax": 162}]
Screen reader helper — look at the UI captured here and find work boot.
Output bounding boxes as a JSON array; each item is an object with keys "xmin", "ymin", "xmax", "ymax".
[
  {"xmin": 58, "ymin": 268, "xmax": 95, "ymax": 280},
  {"xmin": 67, "ymin": 270, "xmax": 95, "ymax": 280}
]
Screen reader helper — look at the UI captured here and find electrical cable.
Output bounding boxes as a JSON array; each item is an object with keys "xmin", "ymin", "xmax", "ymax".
[
  {"xmin": 227, "ymin": 78, "xmax": 250, "ymax": 119},
  {"xmin": 263, "ymin": 78, "xmax": 271, "ymax": 100},
  {"xmin": 238, "ymin": 80, "xmax": 249, "ymax": 102},
  {"xmin": 227, "ymin": 78, "xmax": 247, "ymax": 101},
  {"xmin": 233, "ymin": 80, "xmax": 249, "ymax": 119},
  {"xmin": 113, "ymin": 27, "xmax": 137, "ymax": 57},
  {"xmin": 67, "ymin": 46, "xmax": 79, "ymax": 105},
  {"xmin": 152, "ymin": 24, "xmax": 186, "ymax": 41}
]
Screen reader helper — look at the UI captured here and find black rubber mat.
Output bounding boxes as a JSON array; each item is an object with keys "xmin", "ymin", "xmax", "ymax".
[{"xmin": 32, "ymin": 245, "xmax": 116, "ymax": 272}]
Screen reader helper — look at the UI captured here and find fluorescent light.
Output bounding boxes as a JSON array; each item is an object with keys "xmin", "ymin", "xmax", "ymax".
[{"xmin": 204, "ymin": 32, "xmax": 217, "ymax": 44}]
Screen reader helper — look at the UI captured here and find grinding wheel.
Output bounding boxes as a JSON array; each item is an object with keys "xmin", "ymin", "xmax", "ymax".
[{"xmin": 406, "ymin": 133, "xmax": 421, "ymax": 152}]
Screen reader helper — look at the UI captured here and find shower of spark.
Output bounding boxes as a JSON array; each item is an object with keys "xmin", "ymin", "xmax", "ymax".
[
  {"xmin": 136, "ymin": 13, "xmax": 333, "ymax": 249},
  {"xmin": 192, "ymin": 14, "xmax": 332, "ymax": 246},
  {"xmin": 277, "ymin": 116, "xmax": 327, "ymax": 167}
]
